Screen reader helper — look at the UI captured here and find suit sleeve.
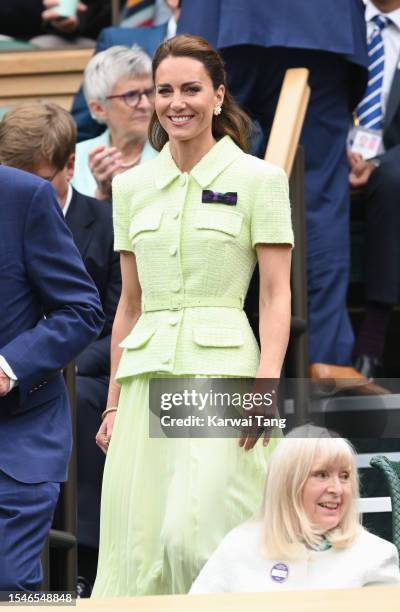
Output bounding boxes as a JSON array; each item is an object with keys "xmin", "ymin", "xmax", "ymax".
[
  {"xmin": 0, "ymin": 181, "xmax": 105, "ymax": 393},
  {"xmin": 378, "ymin": 143, "xmax": 400, "ymax": 165},
  {"xmin": 75, "ymin": 245, "xmax": 121, "ymax": 376}
]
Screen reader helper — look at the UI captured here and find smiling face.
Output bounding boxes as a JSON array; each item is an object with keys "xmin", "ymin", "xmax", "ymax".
[
  {"xmin": 154, "ymin": 56, "xmax": 224, "ymax": 149},
  {"xmin": 301, "ymin": 452, "xmax": 353, "ymax": 534},
  {"xmin": 91, "ymin": 75, "xmax": 154, "ymax": 140}
]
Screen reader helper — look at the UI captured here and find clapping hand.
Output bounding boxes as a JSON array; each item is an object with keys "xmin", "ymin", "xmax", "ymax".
[
  {"xmin": 88, "ymin": 145, "xmax": 123, "ymax": 201},
  {"xmin": 42, "ymin": 0, "xmax": 87, "ymax": 34}
]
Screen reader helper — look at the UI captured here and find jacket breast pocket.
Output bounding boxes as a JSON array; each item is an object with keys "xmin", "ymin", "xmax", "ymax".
[
  {"xmin": 129, "ymin": 207, "xmax": 163, "ymax": 245},
  {"xmin": 194, "ymin": 209, "xmax": 243, "ymax": 238},
  {"xmin": 193, "ymin": 327, "xmax": 243, "ymax": 348}
]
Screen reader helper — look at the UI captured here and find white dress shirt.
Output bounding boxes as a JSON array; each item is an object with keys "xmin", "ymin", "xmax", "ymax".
[
  {"xmin": 62, "ymin": 183, "xmax": 73, "ymax": 217},
  {"xmin": 166, "ymin": 16, "xmax": 177, "ymax": 40},
  {"xmin": 365, "ymin": 1, "xmax": 400, "ymax": 116}
]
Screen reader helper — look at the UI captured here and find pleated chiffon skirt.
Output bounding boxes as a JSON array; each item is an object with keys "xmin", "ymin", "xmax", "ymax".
[{"xmin": 92, "ymin": 374, "xmax": 279, "ymax": 597}]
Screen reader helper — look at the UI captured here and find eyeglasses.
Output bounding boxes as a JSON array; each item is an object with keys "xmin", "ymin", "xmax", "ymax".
[{"xmin": 106, "ymin": 87, "xmax": 155, "ymax": 108}]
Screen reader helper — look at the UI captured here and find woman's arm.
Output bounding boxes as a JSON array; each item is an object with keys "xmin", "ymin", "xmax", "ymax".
[
  {"xmin": 239, "ymin": 243, "xmax": 291, "ymax": 451},
  {"xmin": 95, "ymin": 250, "xmax": 141, "ymax": 453},
  {"xmin": 256, "ymin": 243, "xmax": 292, "ymax": 379}
]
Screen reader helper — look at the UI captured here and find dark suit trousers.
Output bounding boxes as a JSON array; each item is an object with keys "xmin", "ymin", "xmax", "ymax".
[
  {"xmin": 76, "ymin": 375, "xmax": 107, "ymax": 553},
  {"xmin": 222, "ymin": 46, "xmax": 354, "ymax": 364},
  {"xmin": 362, "ymin": 148, "xmax": 400, "ymax": 305},
  {"xmin": 0, "ymin": 471, "xmax": 59, "ymax": 591}
]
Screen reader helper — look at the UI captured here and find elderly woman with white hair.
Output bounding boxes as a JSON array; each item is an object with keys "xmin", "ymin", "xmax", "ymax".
[
  {"xmin": 190, "ymin": 427, "xmax": 400, "ymax": 593},
  {"xmin": 72, "ymin": 44, "xmax": 156, "ymax": 200}
]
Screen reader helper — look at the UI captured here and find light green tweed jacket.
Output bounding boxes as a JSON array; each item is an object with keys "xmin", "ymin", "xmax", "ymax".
[{"xmin": 113, "ymin": 136, "xmax": 294, "ymax": 382}]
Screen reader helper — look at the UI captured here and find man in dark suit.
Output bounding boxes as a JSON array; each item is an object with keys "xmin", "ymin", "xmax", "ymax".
[
  {"xmin": 0, "ymin": 101, "xmax": 121, "ymax": 590},
  {"xmin": 0, "ymin": 161, "xmax": 104, "ymax": 591},
  {"xmin": 178, "ymin": 0, "xmax": 370, "ymax": 387},
  {"xmin": 71, "ymin": 0, "xmax": 180, "ymax": 141},
  {"xmin": 348, "ymin": 0, "xmax": 400, "ymax": 378}
]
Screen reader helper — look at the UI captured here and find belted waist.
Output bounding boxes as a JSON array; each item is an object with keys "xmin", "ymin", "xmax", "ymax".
[{"xmin": 142, "ymin": 295, "xmax": 244, "ymax": 312}]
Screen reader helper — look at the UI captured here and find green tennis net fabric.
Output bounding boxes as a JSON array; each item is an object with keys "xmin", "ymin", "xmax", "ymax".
[{"xmin": 370, "ymin": 455, "xmax": 400, "ymax": 561}]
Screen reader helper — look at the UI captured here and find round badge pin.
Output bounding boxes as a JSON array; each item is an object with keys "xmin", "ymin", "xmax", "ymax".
[{"xmin": 270, "ymin": 562, "xmax": 289, "ymax": 583}]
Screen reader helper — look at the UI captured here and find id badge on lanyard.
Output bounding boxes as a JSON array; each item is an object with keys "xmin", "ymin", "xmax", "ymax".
[{"xmin": 348, "ymin": 116, "xmax": 385, "ymax": 160}]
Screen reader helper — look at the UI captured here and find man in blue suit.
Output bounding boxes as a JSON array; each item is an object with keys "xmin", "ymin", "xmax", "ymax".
[
  {"xmin": 0, "ymin": 165, "xmax": 104, "ymax": 592},
  {"xmin": 0, "ymin": 100, "xmax": 122, "ymax": 591},
  {"xmin": 71, "ymin": 0, "xmax": 180, "ymax": 141},
  {"xmin": 178, "ymin": 0, "xmax": 370, "ymax": 385}
]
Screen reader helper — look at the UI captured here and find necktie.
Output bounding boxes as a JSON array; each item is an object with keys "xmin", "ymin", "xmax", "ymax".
[{"xmin": 356, "ymin": 14, "xmax": 390, "ymax": 130}]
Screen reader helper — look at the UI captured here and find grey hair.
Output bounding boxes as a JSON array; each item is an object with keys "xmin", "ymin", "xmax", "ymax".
[{"xmin": 83, "ymin": 45, "xmax": 152, "ymax": 121}]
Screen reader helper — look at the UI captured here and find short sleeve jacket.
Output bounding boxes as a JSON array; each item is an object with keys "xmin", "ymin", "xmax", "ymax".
[{"xmin": 112, "ymin": 136, "xmax": 294, "ymax": 381}]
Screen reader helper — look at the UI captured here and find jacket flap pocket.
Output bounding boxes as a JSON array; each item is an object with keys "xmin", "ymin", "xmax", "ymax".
[
  {"xmin": 119, "ymin": 327, "xmax": 155, "ymax": 349},
  {"xmin": 193, "ymin": 327, "xmax": 243, "ymax": 348},
  {"xmin": 129, "ymin": 207, "xmax": 163, "ymax": 239},
  {"xmin": 195, "ymin": 210, "xmax": 243, "ymax": 236}
]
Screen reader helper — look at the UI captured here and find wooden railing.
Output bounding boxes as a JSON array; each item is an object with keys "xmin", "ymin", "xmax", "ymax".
[
  {"xmin": 265, "ymin": 68, "xmax": 311, "ymax": 423},
  {"xmin": 264, "ymin": 68, "xmax": 310, "ymax": 176},
  {"xmin": 0, "ymin": 48, "xmax": 92, "ymax": 110}
]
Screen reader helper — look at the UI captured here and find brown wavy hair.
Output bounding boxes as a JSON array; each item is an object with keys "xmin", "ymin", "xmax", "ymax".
[{"xmin": 149, "ymin": 34, "xmax": 251, "ymax": 152}]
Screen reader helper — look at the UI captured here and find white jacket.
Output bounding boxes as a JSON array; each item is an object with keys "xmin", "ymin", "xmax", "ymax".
[{"xmin": 190, "ymin": 521, "xmax": 400, "ymax": 593}]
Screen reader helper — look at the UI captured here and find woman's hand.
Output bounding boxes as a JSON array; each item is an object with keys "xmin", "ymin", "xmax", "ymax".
[
  {"xmin": 42, "ymin": 0, "xmax": 87, "ymax": 34},
  {"xmin": 95, "ymin": 411, "xmax": 117, "ymax": 455},
  {"xmin": 89, "ymin": 145, "xmax": 123, "ymax": 200},
  {"xmin": 238, "ymin": 375, "xmax": 278, "ymax": 451}
]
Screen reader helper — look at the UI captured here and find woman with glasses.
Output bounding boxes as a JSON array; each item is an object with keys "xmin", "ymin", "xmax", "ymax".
[{"xmin": 72, "ymin": 45, "xmax": 157, "ymax": 200}]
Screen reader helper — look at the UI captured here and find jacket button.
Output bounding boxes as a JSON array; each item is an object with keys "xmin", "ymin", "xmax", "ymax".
[
  {"xmin": 169, "ymin": 316, "xmax": 179, "ymax": 326},
  {"xmin": 161, "ymin": 356, "xmax": 171, "ymax": 365},
  {"xmin": 179, "ymin": 174, "xmax": 187, "ymax": 187},
  {"xmin": 172, "ymin": 282, "xmax": 181, "ymax": 292},
  {"xmin": 169, "ymin": 245, "xmax": 178, "ymax": 256},
  {"xmin": 172, "ymin": 210, "xmax": 179, "ymax": 220}
]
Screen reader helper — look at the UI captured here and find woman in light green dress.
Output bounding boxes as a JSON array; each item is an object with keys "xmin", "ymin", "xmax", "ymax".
[{"xmin": 93, "ymin": 34, "xmax": 294, "ymax": 597}]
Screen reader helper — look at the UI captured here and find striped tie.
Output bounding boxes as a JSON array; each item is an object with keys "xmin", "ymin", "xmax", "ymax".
[{"xmin": 356, "ymin": 14, "xmax": 390, "ymax": 130}]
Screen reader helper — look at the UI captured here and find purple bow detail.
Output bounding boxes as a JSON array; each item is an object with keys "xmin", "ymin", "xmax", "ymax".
[{"xmin": 202, "ymin": 190, "xmax": 237, "ymax": 206}]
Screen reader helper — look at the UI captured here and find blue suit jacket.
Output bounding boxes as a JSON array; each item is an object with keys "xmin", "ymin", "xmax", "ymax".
[
  {"xmin": 179, "ymin": 0, "xmax": 366, "ymax": 64},
  {"xmin": 72, "ymin": 24, "xmax": 167, "ymax": 142},
  {"xmin": 0, "ymin": 167, "xmax": 104, "ymax": 483},
  {"xmin": 178, "ymin": 0, "xmax": 368, "ymax": 107}
]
